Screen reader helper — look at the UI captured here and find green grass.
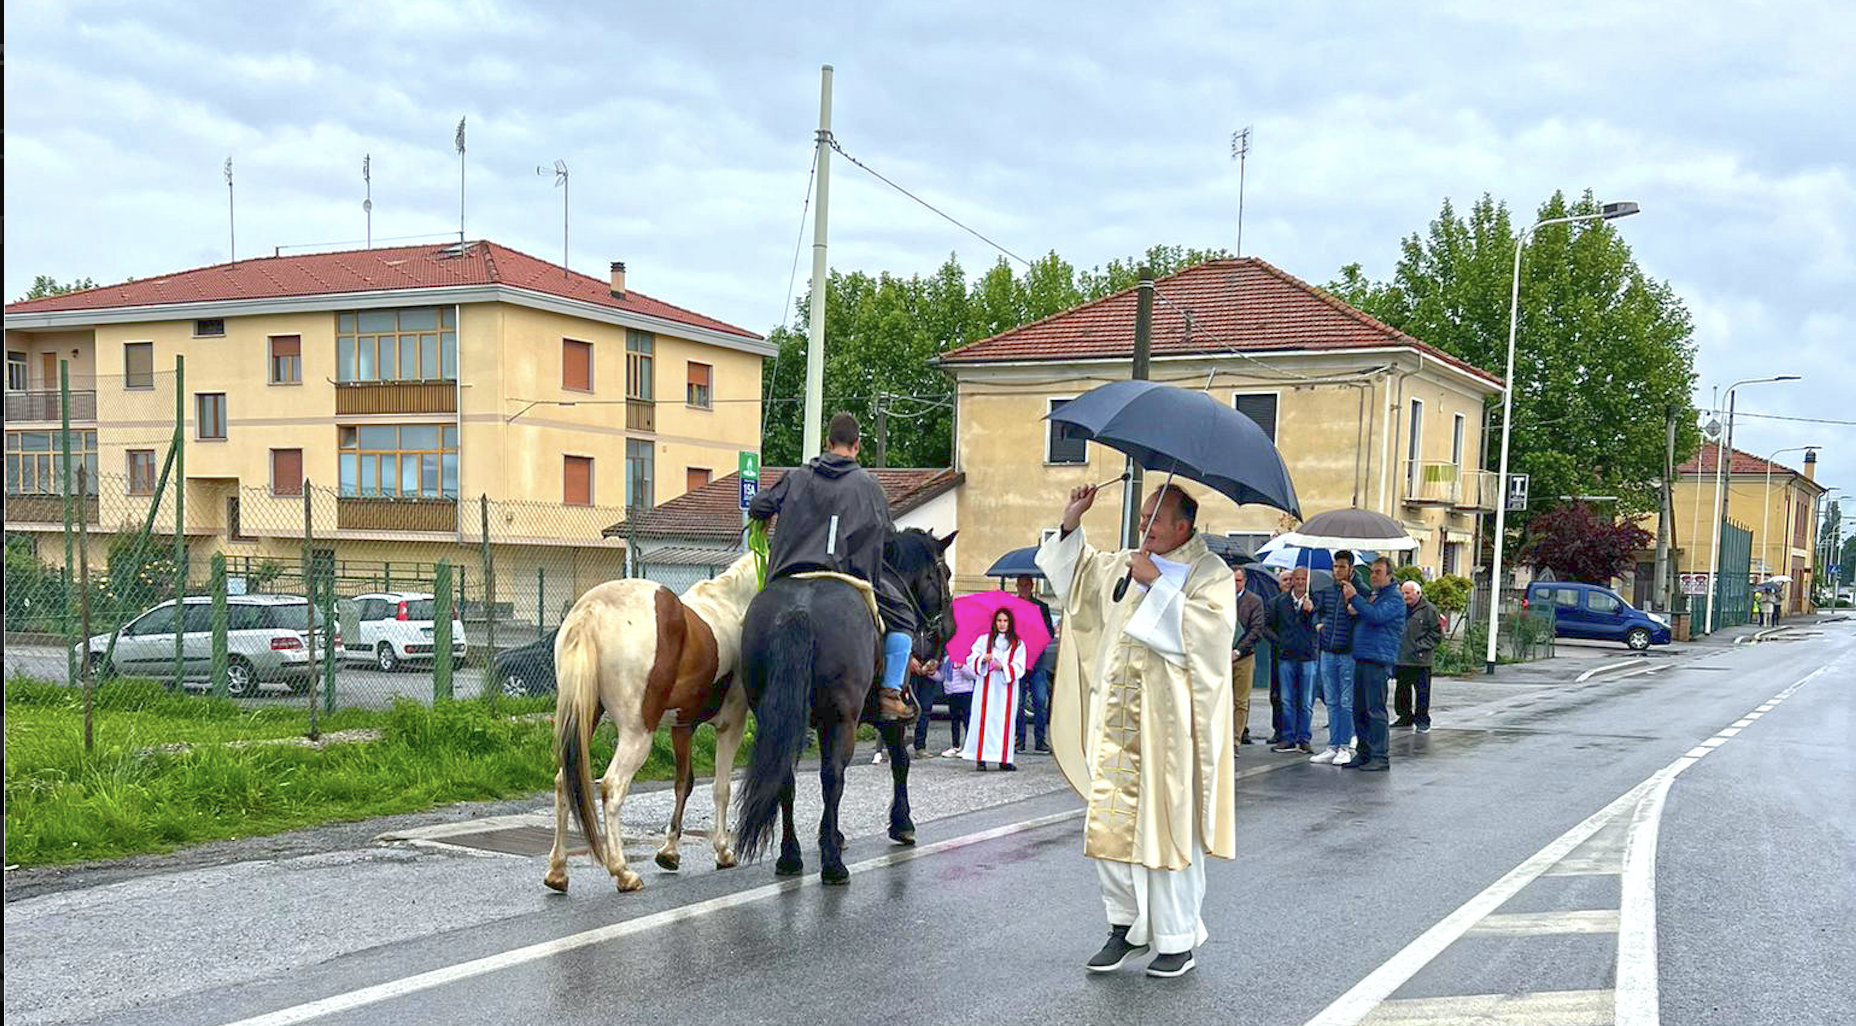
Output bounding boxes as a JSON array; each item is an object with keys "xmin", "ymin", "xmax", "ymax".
[{"xmin": 3, "ymin": 677, "xmax": 742, "ymax": 867}]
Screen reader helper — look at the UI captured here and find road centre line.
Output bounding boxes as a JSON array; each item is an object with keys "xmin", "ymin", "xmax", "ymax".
[{"xmin": 1303, "ymin": 662, "xmax": 1834, "ymax": 1026}]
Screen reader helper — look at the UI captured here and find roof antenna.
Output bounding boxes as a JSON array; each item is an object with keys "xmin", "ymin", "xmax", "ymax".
[
  {"xmin": 1230, "ymin": 127, "xmax": 1251, "ymax": 258},
  {"xmin": 538, "ymin": 159, "xmax": 568, "ymax": 277},
  {"xmin": 224, "ymin": 156, "xmax": 236, "ymax": 262},
  {"xmin": 363, "ymin": 154, "xmax": 373, "ymax": 248}
]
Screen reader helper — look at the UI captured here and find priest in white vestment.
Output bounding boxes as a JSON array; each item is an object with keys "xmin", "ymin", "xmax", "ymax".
[{"xmin": 1036, "ymin": 482, "xmax": 1238, "ymax": 979}]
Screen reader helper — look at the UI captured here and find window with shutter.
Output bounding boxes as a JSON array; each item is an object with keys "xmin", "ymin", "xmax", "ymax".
[
  {"xmin": 1232, "ymin": 392, "xmax": 1278, "ymax": 443},
  {"xmin": 271, "ymin": 449, "xmax": 303, "ymax": 496},
  {"xmin": 563, "ymin": 339, "xmax": 592, "ymax": 392},
  {"xmin": 1046, "ymin": 398, "xmax": 1087, "ymax": 464},
  {"xmin": 686, "ymin": 362, "xmax": 712, "ymax": 408},
  {"xmin": 564, "ymin": 455, "xmax": 593, "ymax": 506},
  {"xmin": 686, "ymin": 467, "xmax": 712, "ymax": 493},
  {"xmin": 124, "ymin": 343, "xmax": 154, "ymax": 389},
  {"xmin": 269, "ymin": 335, "xmax": 302, "ymax": 384}
]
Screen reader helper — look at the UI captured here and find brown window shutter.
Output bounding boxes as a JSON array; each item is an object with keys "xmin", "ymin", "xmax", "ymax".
[
  {"xmin": 564, "ymin": 455, "xmax": 592, "ymax": 505},
  {"xmin": 563, "ymin": 340, "xmax": 591, "ymax": 391},
  {"xmin": 686, "ymin": 467, "xmax": 712, "ymax": 493},
  {"xmin": 271, "ymin": 335, "xmax": 301, "ymax": 357},
  {"xmin": 273, "ymin": 448, "xmax": 303, "ymax": 495}
]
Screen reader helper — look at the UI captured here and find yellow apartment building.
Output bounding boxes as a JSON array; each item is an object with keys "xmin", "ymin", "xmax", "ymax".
[
  {"xmin": 3, "ymin": 241, "xmax": 768, "ymax": 618},
  {"xmin": 936, "ymin": 258, "xmax": 1505, "ymax": 593},
  {"xmin": 1654, "ymin": 445, "xmax": 1826, "ymax": 614}
]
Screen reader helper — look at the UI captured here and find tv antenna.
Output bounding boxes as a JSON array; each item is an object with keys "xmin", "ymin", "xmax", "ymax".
[
  {"xmin": 538, "ymin": 159, "xmax": 568, "ymax": 277},
  {"xmin": 1230, "ymin": 127, "xmax": 1252, "ymax": 257}
]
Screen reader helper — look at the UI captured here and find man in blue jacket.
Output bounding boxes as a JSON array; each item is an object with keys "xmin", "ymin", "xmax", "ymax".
[
  {"xmin": 1341, "ymin": 556, "xmax": 1403, "ymax": 772},
  {"xmin": 1309, "ymin": 550, "xmax": 1358, "ymax": 762}
]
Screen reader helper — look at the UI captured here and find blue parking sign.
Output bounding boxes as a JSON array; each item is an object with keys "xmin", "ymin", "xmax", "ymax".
[{"xmin": 739, "ymin": 478, "xmax": 758, "ymax": 509}]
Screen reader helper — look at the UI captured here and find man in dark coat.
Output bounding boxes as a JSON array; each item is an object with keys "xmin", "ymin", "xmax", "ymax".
[
  {"xmin": 1229, "ymin": 565, "xmax": 1269, "ymax": 750},
  {"xmin": 1341, "ymin": 557, "xmax": 1403, "ymax": 772},
  {"xmin": 1267, "ymin": 566, "xmax": 1319, "ymax": 755},
  {"xmin": 1393, "ymin": 580, "xmax": 1441, "ymax": 732},
  {"xmin": 1016, "ymin": 575, "xmax": 1058, "ymax": 753},
  {"xmin": 749, "ymin": 412, "xmax": 913, "ymax": 721}
]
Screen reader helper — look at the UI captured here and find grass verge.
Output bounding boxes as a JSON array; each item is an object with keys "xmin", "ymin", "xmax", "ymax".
[{"xmin": 4, "ymin": 676, "xmax": 743, "ymax": 867}]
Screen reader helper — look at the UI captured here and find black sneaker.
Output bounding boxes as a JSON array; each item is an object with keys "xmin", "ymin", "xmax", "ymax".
[
  {"xmin": 975, "ymin": 761, "xmax": 989, "ymax": 772},
  {"xmin": 1270, "ymin": 741, "xmax": 1299, "ymax": 753},
  {"xmin": 1358, "ymin": 760, "xmax": 1391, "ymax": 772},
  {"xmin": 1415, "ymin": 723, "xmax": 1431, "ymax": 733},
  {"xmin": 1390, "ymin": 718, "xmax": 1415, "ymax": 728},
  {"xmin": 1035, "ymin": 744, "xmax": 1052, "ymax": 754},
  {"xmin": 1146, "ymin": 950, "xmax": 1196, "ymax": 978},
  {"xmin": 1000, "ymin": 762, "xmax": 1018, "ymax": 772},
  {"xmin": 1086, "ymin": 926, "xmax": 1149, "ymax": 973},
  {"xmin": 1339, "ymin": 755, "xmax": 1367, "ymax": 769},
  {"xmin": 1240, "ymin": 729, "xmax": 1254, "ymax": 745},
  {"xmin": 1297, "ymin": 742, "xmax": 1313, "ymax": 754}
]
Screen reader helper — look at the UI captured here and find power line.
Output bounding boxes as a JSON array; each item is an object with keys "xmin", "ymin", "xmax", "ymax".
[
  {"xmin": 825, "ymin": 133, "xmax": 1032, "ymax": 267},
  {"xmin": 760, "ymin": 148, "xmax": 819, "ymax": 441},
  {"xmin": 1731, "ymin": 411, "xmax": 1856, "ymax": 426}
]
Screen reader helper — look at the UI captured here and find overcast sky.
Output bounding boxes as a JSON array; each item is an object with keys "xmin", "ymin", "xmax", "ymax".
[{"xmin": 6, "ymin": 0, "xmax": 1852, "ymax": 496}]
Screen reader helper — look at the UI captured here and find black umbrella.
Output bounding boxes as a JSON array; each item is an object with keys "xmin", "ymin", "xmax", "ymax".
[
  {"xmin": 1047, "ymin": 380, "xmax": 1300, "ymax": 599},
  {"xmin": 984, "ymin": 546, "xmax": 1045, "ymax": 580}
]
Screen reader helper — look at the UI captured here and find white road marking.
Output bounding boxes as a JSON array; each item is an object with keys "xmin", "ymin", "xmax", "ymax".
[
  {"xmin": 1361, "ymin": 988, "xmax": 1614, "ymax": 1024},
  {"xmin": 216, "ymin": 807, "xmax": 1085, "ymax": 1026},
  {"xmin": 1731, "ymin": 718, "xmax": 1755, "ymax": 727},
  {"xmin": 1304, "ymin": 662, "xmax": 1835, "ymax": 1026},
  {"xmin": 1717, "ymin": 726, "xmax": 1742, "ymax": 737},
  {"xmin": 1575, "ymin": 659, "xmax": 1644, "ymax": 683},
  {"xmin": 1464, "ymin": 909, "xmax": 1620, "ymax": 936}
]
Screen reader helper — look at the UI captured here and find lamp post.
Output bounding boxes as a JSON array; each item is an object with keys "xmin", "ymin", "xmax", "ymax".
[
  {"xmin": 1485, "ymin": 201, "xmax": 1641, "ymax": 674},
  {"xmin": 1814, "ymin": 488, "xmax": 1843, "ymax": 607},
  {"xmin": 1759, "ymin": 446, "xmax": 1818, "ymax": 576},
  {"xmin": 1705, "ymin": 376, "xmax": 1802, "ymax": 632}
]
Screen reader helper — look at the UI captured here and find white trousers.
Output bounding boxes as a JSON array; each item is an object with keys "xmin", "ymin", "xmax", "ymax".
[{"xmin": 1095, "ymin": 837, "xmax": 1208, "ymax": 954}]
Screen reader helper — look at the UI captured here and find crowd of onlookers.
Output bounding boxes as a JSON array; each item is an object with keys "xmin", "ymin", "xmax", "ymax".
[{"xmin": 892, "ymin": 553, "xmax": 1447, "ymax": 775}]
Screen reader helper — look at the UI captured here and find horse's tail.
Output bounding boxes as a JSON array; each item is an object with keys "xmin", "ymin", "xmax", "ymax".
[
  {"xmin": 734, "ymin": 608, "xmax": 814, "ymax": 861},
  {"xmin": 553, "ymin": 615, "xmax": 608, "ymax": 869}
]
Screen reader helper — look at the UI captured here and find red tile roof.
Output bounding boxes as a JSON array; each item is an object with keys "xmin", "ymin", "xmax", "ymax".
[
  {"xmin": 4, "ymin": 241, "xmax": 760, "ymax": 341},
  {"xmin": 608, "ymin": 467, "xmax": 963, "ymax": 541},
  {"xmin": 1678, "ymin": 445, "xmax": 1821, "ymax": 481},
  {"xmin": 937, "ymin": 257, "xmax": 1500, "ymax": 387}
]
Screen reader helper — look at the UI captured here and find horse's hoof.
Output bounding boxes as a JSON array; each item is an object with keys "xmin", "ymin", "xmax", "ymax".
[
  {"xmin": 889, "ymin": 827, "xmax": 915, "ymax": 846},
  {"xmin": 654, "ymin": 851, "xmax": 681, "ymax": 872},
  {"xmin": 715, "ymin": 851, "xmax": 739, "ymax": 870},
  {"xmin": 821, "ymin": 866, "xmax": 850, "ymax": 886},
  {"xmin": 774, "ymin": 858, "xmax": 804, "ymax": 877},
  {"xmin": 615, "ymin": 870, "xmax": 645, "ymax": 893},
  {"xmin": 543, "ymin": 872, "xmax": 569, "ymax": 893}
]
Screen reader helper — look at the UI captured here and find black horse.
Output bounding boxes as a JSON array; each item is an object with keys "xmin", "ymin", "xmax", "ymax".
[{"xmin": 733, "ymin": 528, "xmax": 955, "ymax": 883}]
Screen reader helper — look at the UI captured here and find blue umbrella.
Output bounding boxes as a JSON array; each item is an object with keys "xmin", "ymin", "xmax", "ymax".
[
  {"xmin": 984, "ymin": 546, "xmax": 1044, "ymax": 581},
  {"xmin": 1046, "ymin": 380, "xmax": 1301, "ymax": 518},
  {"xmin": 1257, "ymin": 537, "xmax": 1334, "ymax": 571}
]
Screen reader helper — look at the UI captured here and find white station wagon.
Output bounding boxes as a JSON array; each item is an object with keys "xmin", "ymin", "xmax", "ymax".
[{"xmin": 338, "ymin": 591, "xmax": 468, "ymax": 671}]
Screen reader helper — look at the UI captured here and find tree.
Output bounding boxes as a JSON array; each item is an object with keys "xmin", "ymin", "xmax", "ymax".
[
  {"xmin": 1519, "ymin": 502, "xmax": 1653, "ymax": 584},
  {"xmin": 1327, "ymin": 191, "xmax": 1701, "ymax": 525},
  {"xmin": 759, "ymin": 244, "xmax": 1230, "ymax": 467},
  {"xmin": 19, "ymin": 275, "xmax": 98, "ymax": 302}
]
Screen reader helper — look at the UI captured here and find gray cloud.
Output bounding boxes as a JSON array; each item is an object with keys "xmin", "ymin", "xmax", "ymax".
[{"xmin": 6, "ymin": 0, "xmax": 1851, "ymax": 491}]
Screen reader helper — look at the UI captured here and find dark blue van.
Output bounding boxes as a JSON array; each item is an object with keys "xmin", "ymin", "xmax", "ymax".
[{"xmin": 1526, "ymin": 581, "xmax": 1672, "ymax": 651}]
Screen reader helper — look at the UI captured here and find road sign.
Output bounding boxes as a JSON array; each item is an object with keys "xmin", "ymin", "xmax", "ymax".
[
  {"xmin": 1679, "ymin": 572, "xmax": 1709, "ymax": 596},
  {"xmin": 1832, "ymin": 564, "xmax": 1843, "ymax": 577},
  {"xmin": 1506, "ymin": 474, "xmax": 1530, "ymax": 512},
  {"xmin": 738, "ymin": 451, "xmax": 760, "ymax": 510}
]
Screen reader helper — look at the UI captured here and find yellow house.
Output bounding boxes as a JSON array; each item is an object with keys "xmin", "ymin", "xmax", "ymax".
[
  {"xmin": 3, "ymin": 241, "xmax": 768, "ymax": 619},
  {"xmin": 1656, "ymin": 445, "xmax": 1826, "ymax": 614},
  {"xmin": 936, "ymin": 258, "xmax": 1504, "ymax": 593}
]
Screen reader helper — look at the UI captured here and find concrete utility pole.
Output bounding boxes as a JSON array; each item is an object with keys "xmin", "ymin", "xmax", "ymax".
[
  {"xmin": 802, "ymin": 65, "xmax": 834, "ymax": 458},
  {"xmin": 1653, "ymin": 408, "xmax": 1676, "ymax": 611},
  {"xmin": 1122, "ymin": 267, "xmax": 1154, "ymax": 549}
]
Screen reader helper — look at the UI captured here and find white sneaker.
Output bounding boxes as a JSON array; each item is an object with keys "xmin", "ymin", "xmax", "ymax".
[
  {"xmin": 1309, "ymin": 747, "xmax": 1337, "ymax": 764},
  {"xmin": 1333, "ymin": 747, "xmax": 1354, "ymax": 766},
  {"xmin": 940, "ymin": 748, "xmax": 961, "ymax": 758},
  {"xmin": 872, "ymin": 750, "xmax": 885, "ymax": 765}
]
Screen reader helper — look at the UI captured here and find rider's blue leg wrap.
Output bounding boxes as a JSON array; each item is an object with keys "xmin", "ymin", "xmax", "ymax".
[{"xmin": 882, "ymin": 631, "xmax": 912, "ymax": 694}]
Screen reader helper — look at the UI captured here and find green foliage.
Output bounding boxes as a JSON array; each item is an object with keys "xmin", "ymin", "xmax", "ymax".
[
  {"xmin": 19, "ymin": 275, "xmax": 99, "ymax": 302},
  {"xmin": 761, "ymin": 244, "xmax": 1228, "ymax": 466},
  {"xmin": 1326, "ymin": 191, "xmax": 1700, "ymax": 524},
  {"xmin": 1426, "ymin": 574, "xmax": 1471, "ymax": 617},
  {"xmin": 1393, "ymin": 566, "xmax": 1427, "ymax": 585}
]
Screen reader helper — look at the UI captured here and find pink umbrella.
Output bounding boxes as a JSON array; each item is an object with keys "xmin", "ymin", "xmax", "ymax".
[{"xmin": 947, "ymin": 591, "xmax": 1052, "ymax": 671}]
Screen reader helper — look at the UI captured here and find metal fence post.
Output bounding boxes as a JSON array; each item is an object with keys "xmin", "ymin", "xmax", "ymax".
[
  {"xmin": 481, "ymin": 494, "xmax": 497, "ymax": 712},
  {"xmin": 173, "ymin": 354, "xmax": 187, "ymax": 690},
  {"xmin": 210, "ymin": 552, "xmax": 229, "ymax": 696},
  {"xmin": 321, "ymin": 541, "xmax": 337, "ymax": 714},
  {"xmin": 537, "ymin": 566, "xmax": 546, "ymax": 640},
  {"xmin": 61, "ymin": 359, "xmax": 76, "ymax": 686},
  {"xmin": 304, "ymin": 479, "xmax": 319, "ymax": 740},
  {"xmin": 433, "ymin": 560, "xmax": 454, "ymax": 700},
  {"xmin": 77, "ymin": 462, "xmax": 94, "ymax": 752}
]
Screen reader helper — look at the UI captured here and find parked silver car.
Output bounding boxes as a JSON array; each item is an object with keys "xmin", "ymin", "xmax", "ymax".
[{"xmin": 73, "ymin": 594, "xmax": 336, "ymax": 698}]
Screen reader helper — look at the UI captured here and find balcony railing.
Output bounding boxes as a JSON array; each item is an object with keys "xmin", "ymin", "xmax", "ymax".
[
  {"xmin": 1403, "ymin": 462, "xmax": 1499, "ymax": 511},
  {"xmin": 336, "ymin": 496, "xmax": 459, "ymax": 533},
  {"xmin": 1456, "ymin": 469, "xmax": 1498, "ymax": 511},
  {"xmin": 626, "ymin": 399, "xmax": 655, "ymax": 432},
  {"xmin": 4, "ymin": 493, "xmax": 99, "ymax": 524},
  {"xmin": 5, "ymin": 389, "xmax": 97, "ymax": 422},
  {"xmin": 334, "ymin": 381, "xmax": 457, "ymax": 416}
]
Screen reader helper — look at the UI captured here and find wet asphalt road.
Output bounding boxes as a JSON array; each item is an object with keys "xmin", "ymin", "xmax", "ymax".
[{"xmin": 7, "ymin": 621, "xmax": 1853, "ymax": 1026}]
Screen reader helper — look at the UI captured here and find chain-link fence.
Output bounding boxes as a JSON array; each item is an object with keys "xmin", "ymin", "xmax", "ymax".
[{"xmin": 4, "ymin": 359, "xmax": 744, "ymax": 746}]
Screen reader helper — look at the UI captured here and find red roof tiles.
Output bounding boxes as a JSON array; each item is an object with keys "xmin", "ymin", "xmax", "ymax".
[
  {"xmin": 1678, "ymin": 446, "xmax": 1819, "ymax": 480},
  {"xmin": 4, "ymin": 241, "xmax": 760, "ymax": 341},
  {"xmin": 609, "ymin": 467, "xmax": 963, "ymax": 541},
  {"xmin": 938, "ymin": 257, "xmax": 1500, "ymax": 386}
]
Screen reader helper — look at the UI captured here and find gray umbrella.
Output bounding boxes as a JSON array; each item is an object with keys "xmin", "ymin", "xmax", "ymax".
[{"xmin": 1276, "ymin": 508, "xmax": 1419, "ymax": 551}]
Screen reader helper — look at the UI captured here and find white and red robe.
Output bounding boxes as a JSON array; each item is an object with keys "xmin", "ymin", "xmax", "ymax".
[{"xmin": 959, "ymin": 634, "xmax": 1027, "ymax": 765}]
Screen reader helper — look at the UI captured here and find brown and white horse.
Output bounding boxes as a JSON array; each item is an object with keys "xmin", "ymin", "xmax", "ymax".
[{"xmin": 545, "ymin": 552, "xmax": 760, "ymax": 893}]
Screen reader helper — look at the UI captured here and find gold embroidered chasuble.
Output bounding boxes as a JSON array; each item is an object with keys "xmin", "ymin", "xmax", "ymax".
[{"xmin": 1037, "ymin": 527, "xmax": 1238, "ymax": 871}]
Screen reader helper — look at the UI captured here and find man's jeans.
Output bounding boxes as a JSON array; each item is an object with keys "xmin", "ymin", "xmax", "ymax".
[
  {"xmin": 1276, "ymin": 657, "xmax": 1318, "ymax": 746},
  {"xmin": 1017, "ymin": 648, "xmax": 1054, "ymax": 749},
  {"xmin": 1351, "ymin": 659, "xmax": 1392, "ymax": 763},
  {"xmin": 1317, "ymin": 650, "xmax": 1355, "ymax": 749}
]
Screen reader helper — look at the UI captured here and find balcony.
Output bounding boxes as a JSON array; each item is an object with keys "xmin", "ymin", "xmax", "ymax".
[
  {"xmin": 5, "ymin": 389, "xmax": 97, "ymax": 423},
  {"xmin": 336, "ymin": 496, "xmax": 458, "ymax": 533},
  {"xmin": 334, "ymin": 381, "xmax": 457, "ymax": 416},
  {"xmin": 1455, "ymin": 469, "xmax": 1498, "ymax": 511},
  {"xmin": 4, "ymin": 493, "xmax": 100, "ymax": 525},
  {"xmin": 626, "ymin": 399, "xmax": 655, "ymax": 432},
  {"xmin": 1404, "ymin": 461, "xmax": 1462, "ymax": 505}
]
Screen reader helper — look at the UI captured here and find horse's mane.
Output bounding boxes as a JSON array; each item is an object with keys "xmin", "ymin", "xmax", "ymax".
[
  {"xmin": 679, "ymin": 550, "xmax": 760, "ymax": 625},
  {"xmin": 885, "ymin": 527, "xmax": 942, "ymax": 574}
]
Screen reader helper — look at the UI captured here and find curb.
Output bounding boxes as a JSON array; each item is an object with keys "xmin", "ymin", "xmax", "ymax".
[{"xmin": 1573, "ymin": 658, "xmax": 1655, "ymax": 684}]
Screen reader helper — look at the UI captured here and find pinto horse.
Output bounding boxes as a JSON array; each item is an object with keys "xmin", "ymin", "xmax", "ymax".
[
  {"xmin": 545, "ymin": 552, "xmax": 760, "ymax": 893},
  {"xmin": 732, "ymin": 528, "xmax": 955, "ymax": 883}
]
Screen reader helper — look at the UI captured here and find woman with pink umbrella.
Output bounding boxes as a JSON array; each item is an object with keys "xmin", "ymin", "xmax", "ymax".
[{"xmin": 961, "ymin": 607, "xmax": 1029, "ymax": 771}]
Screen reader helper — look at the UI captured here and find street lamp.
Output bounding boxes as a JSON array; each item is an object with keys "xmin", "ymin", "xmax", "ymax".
[
  {"xmin": 1814, "ymin": 488, "xmax": 1844, "ymax": 606},
  {"xmin": 1705, "ymin": 376, "xmax": 1802, "ymax": 632},
  {"xmin": 1759, "ymin": 446, "xmax": 1819, "ymax": 575},
  {"xmin": 1485, "ymin": 200, "xmax": 1641, "ymax": 674}
]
